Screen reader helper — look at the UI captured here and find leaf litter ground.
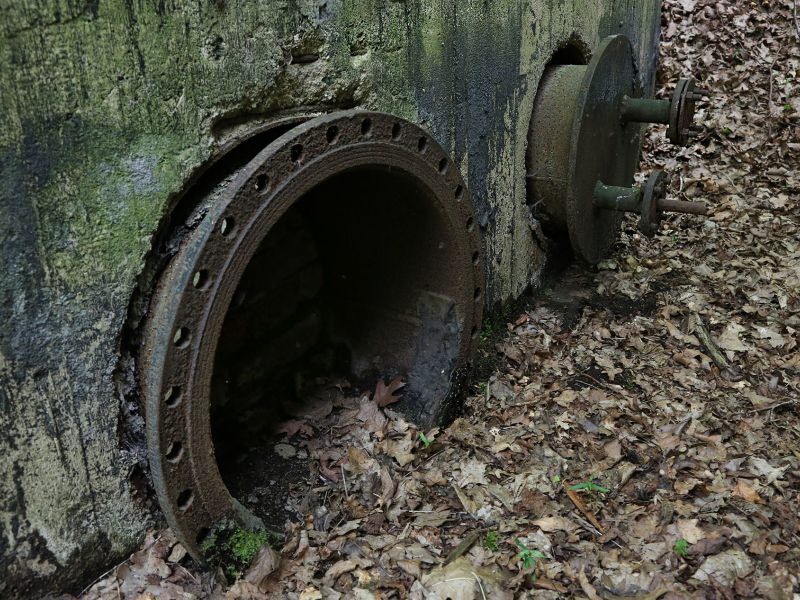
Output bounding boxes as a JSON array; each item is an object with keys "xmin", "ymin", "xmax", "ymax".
[{"xmin": 72, "ymin": 1, "xmax": 799, "ymax": 598}]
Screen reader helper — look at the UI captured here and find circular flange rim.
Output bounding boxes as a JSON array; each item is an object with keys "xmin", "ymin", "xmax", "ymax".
[
  {"xmin": 140, "ymin": 110, "xmax": 485, "ymax": 560},
  {"xmin": 565, "ymin": 34, "xmax": 642, "ymax": 264}
]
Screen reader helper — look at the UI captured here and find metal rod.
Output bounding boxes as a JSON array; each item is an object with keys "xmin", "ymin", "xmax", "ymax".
[
  {"xmin": 621, "ymin": 96, "xmax": 671, "ymax": 124},
  {"xmin": 593, "ymin": 181, "xmax": 642, "ymax": 213},
  {"xmin": 656, "ymin": 198, "xmax": 708, "ymax": 215}
]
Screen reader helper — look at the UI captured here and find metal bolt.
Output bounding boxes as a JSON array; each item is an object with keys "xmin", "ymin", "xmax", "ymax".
[
  {"xmin": 656, "ymin": 197, "xmax": 708, "ymax": 216},
  {"xmin": 593, "ymin": 171, "xmax": 707, "ymax": 237}
]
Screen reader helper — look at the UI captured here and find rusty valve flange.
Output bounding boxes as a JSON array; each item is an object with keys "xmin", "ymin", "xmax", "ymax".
[
  {"xmin": 527, "ymin": 35, "xmax": 713, "ymax": 263},
  {"xmin": 621, "ymin": 78, "xmax": 710, "ymax": 146},
  {"xmin": 140, "ymin": 110, "xmax": 485, "ymax": 561},
  {"xmin": 593, "ymin": 170, "xmax": 708, "ymax": 237}
]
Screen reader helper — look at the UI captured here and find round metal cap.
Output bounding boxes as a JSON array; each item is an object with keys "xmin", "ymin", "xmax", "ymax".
[{"xmin": 565, "ymin": 35, "xmax": 643, "ymax": 264}]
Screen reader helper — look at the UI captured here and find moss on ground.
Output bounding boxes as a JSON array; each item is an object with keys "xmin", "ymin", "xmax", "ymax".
[{"xmin": 200, "ymin": 522, "xmax": 281, "ymax": 580}]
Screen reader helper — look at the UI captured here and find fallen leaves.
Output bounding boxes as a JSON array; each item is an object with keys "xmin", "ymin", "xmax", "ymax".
[
  {"xmin": 692, "ymin": 549, "xmax": 754, "ymax": 587},
  {"xmin": 420, "ymin": 558, "xmax": 512, "ymax": 600}
]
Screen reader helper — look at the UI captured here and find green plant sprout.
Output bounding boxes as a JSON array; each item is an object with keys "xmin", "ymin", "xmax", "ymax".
[
  {"xmin": 419, "ymin": 432, "xmax": 431, "ymax": 448},
  {"xmin": 569, "ymin": 479, "xmax": 610, "ymax": 494},
  {"xmin": 201, "ymin": 525, "xmax": 280, "ymax": 580},
  {"xmin": 483, "ymin": 530, "xmax": 499, "ymax": 551},
  {"xmin": 515, "ymin": 539, "xmax": 547, "ymax": 570},
  {"xmin": 673, "ymin": 538, "xmax": 690, "ymax": 558}
]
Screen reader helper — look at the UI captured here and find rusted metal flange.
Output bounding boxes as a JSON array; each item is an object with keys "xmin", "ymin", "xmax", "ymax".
[
  {"xmin": 565, "ymin": 35, "xmax": 642, "ymax": 263},
  {"xmin": 526, "ymin": 65, "xmax": 584, "ymax": 231},
  {"xmin": 621, "ymin": 78, "xmax": 708, "ymax": 145},
  {"xmin": 638, "ymin": 171, "xmax": 669, "ymax": 236},
  {"xmin": 667, "ymin": 78, "xmax": 708, "ymax": 145},
  {"xmin": 140, "ymin": 110, "xmax": 484, "ymax": 560},
  {"xmin": 527, "ymin": 35, "xmax": 642, "ymax": 263}
]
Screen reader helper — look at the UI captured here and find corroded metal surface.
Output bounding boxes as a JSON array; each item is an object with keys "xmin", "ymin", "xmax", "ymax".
[
  {"xmin": 565, "ymin": 35, "xmax": 642, "ymax": 264},
  {"xmin": 667, "ymin": 78, "xmax": 708, "ymax": 145},
  {"xmin": 638, "ymin": 170, "xmax": 669, "ymax": 236},
  {"xmin": 593, "ymin": 170, "xmax": 707, "ymax": 237},
  {"xmin": 140, "ymin": 110, "xmax": 484, "ymax": 560},
  {"xmin": 526, "ymin": 65, "xmax": 584, "ymax": 230},
  {"xmin": 527, "ymin": 35, "xmax": 710, "ymax": 263},
  {"xmin": 622, "ymin": 78, "xmax": 708, "ymax": 145},
  {"xmin": 527, "ymin": 36, "xmax": 642, "ymax": 263}
]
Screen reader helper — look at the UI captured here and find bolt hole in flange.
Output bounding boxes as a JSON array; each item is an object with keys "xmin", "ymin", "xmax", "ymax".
[{"xmin": 140, "ymin": 110, "xmax": 484, "ymax": 560}]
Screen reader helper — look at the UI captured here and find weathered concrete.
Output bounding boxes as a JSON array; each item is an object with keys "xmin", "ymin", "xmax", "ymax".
[{"xmin": 0, "ymin": 0, "xmax": 661, "ymax": 595}]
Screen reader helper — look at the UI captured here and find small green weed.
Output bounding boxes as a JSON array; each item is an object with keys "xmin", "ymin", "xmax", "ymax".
[
  {"xmin": 515, "ymin": 539, "xmax": 546, "ymax": 571},
  {"xmin": 483, "ymin": 530, "xmax": 499, "ymax": 552},
  {"xmin": 674, "ymin": 538, "xmax": 690, "ymax": 558},
  {"xmin": 479, "ymin": 321, "xmax": 495, "ymax": 343},
  {"xmin": 419, "ymin": 432, "xmax": 431, "ymax": 448},
  {"xmin": 569, "ymin": 479, "xmax": 610, "ymax": 494}
]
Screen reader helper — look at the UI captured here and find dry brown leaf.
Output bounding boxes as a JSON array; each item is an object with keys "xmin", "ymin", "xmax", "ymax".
[
  {"xmin": 243, "ymin": 546, "xmax": 281, "ymax": 590},
  {"xmin": 693, "ymin": 549, "xmax": 754, "ymax": 587},
  {"xmin": 733, "ymin": 480, "xmax": 764, "ymax": 504},
  {"xmin": 532, "ymin": 516, "xmax": 579, "ymax": 533},
  {"xmin": 675, "ymin": 519, "xmax": 706, "ymax": 544},
  {"xmin": 382, "ymin": 435, "xmax": 415, "ymax": 467},
  {"xmin": 277, "ymin": 419, "xmax": 315, "ymax": 438},
  {"xmin": 373, "ymin": 378, "xmax": 405, "ymax": 407},
  {"xmin": 456, "ymin": 458, "xmax": 489, "ymax": 487},
  {"xmin": 604, "ymin": 439, "xmax": 622, "ymax": 461},
  {"xmin": 318, "ymin": 450, "xmax": 341, "ymax": 482}
]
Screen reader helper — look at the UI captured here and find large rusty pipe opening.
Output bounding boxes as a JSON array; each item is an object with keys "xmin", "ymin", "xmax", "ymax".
[
  {"xmin": 212, "ymin": 165, "xmax": 474, "ymax": 528},
  {"xmin": 140, "ymin": 111, "xmax": 483, "ymax": 559}
]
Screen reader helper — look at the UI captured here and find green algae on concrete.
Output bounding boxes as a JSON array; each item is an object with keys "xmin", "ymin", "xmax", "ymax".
[{"xmin": 34, "ymin": 132, "xmax": 200, "ymax": 291}]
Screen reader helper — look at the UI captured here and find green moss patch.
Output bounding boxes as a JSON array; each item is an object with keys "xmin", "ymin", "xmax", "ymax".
[{"xmin": 200, "ymin": 521, "xmax": 282, "ymax": 580}]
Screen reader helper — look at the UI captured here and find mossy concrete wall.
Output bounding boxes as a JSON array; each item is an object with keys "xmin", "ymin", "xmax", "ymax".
[{"xmin": 0, "ymin": 0, "xmax": 660, "ymax": 595}]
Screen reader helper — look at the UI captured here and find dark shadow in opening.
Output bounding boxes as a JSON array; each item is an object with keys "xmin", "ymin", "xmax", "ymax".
[{"xmin": 210, "ymin": 166, "xmax": 465, "ymax": 528}]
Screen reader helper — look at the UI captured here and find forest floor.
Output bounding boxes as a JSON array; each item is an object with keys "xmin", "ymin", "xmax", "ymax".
[{"xmin": 70, "ymin": 1, "xmax": 799, "ymax": 598}]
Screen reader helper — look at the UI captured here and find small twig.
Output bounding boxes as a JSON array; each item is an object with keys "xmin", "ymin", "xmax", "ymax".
[
  {"xmin": 443, "ymin": 529, "xmax": 484, "ymax": 565},
  {"xmin": 340, "ymin": 464, "xmax": 349, "ymax": 499},
  {"xmin": 472, "ymin": 571, "xmax": 488, "ymax": 600},
  {"xmin": 575, "ymin": 371, "xmax": 627, "ymax": 399},
  {"xmin": 794, "ymin": 0, "xmax": 800, "ymax": 41},
  {"xmin": 767, "ymin": 48, "xmax": 783, "ymax": 138},
  {"xmin": 179, "ymin": 565, "xmax": 199, "ymax": 584},
  {"xmin": 565, "ymin": 486, "xmax": 604, "ymax": 533},
  {"xmin": 751, "ymin": 399, "xmax": 797, "ymax": 413},
  {"xmin": 690, "ymin": 313, "xmax": 732, "ymax": 371}
]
